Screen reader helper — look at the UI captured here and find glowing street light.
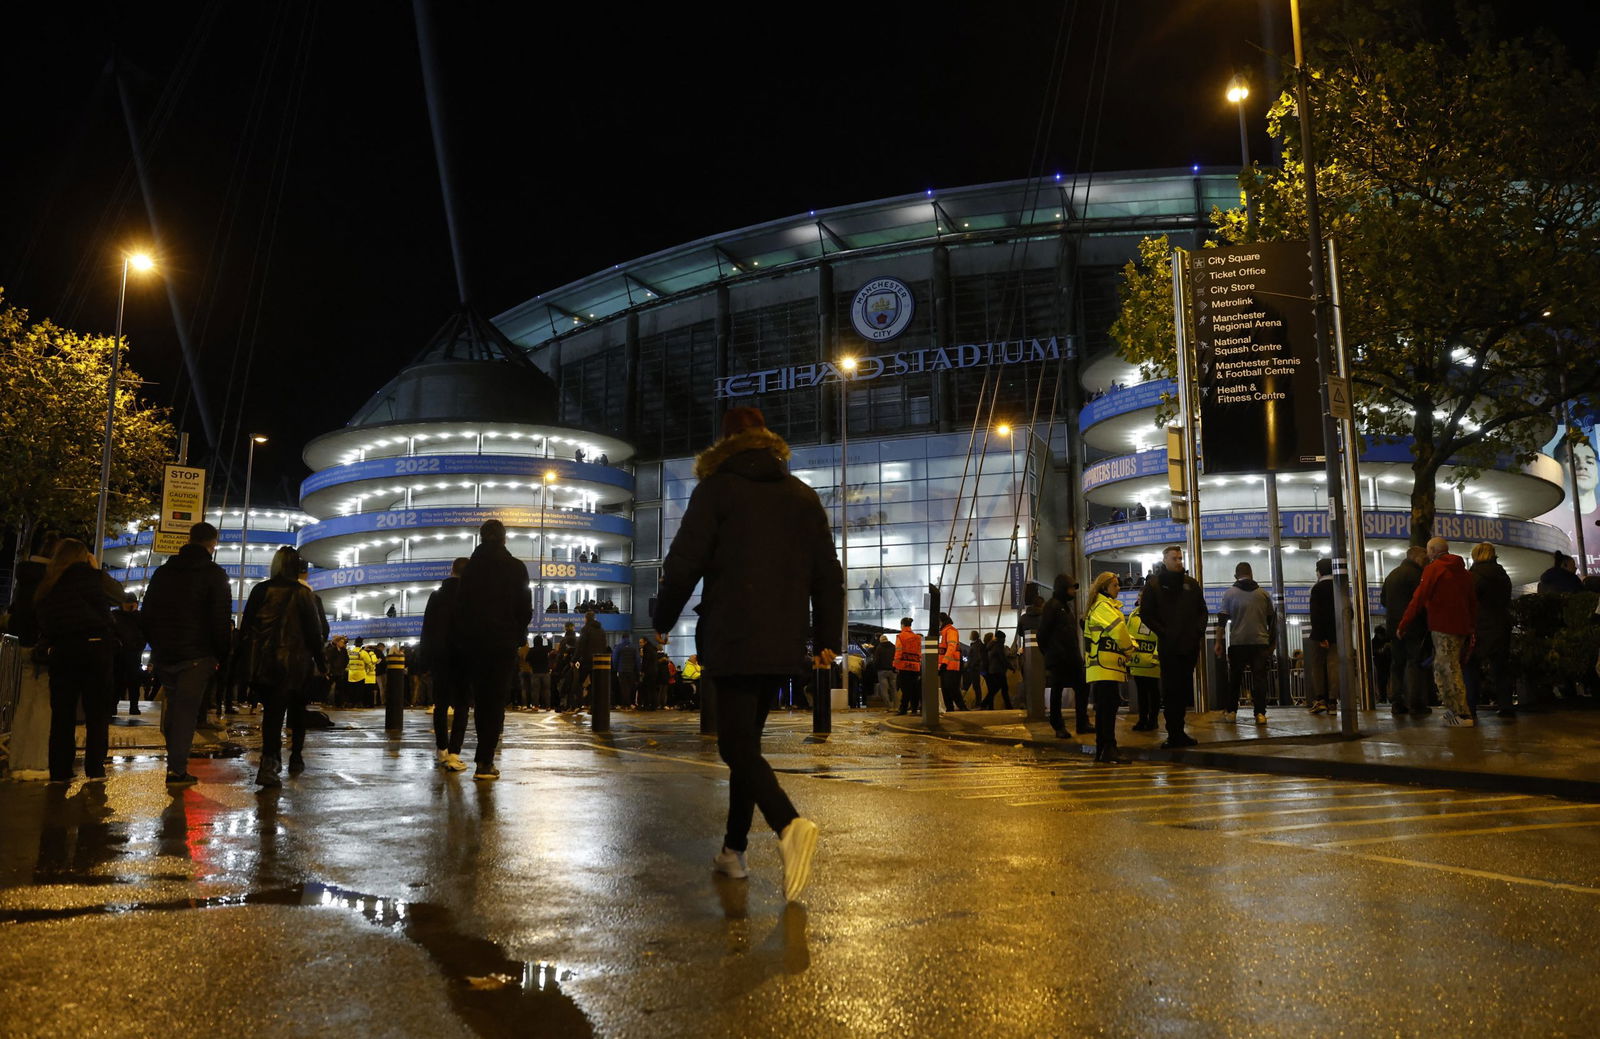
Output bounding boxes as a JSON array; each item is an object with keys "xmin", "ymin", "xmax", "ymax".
[
  {"xmin": 237, "ymin": 434, "xmax": 269, "ymax": 617},
  {"xmin": 93, "ymin": 251, "xmax": 158, "ymax": 555}
]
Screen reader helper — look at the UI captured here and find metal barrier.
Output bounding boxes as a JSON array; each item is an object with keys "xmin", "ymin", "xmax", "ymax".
[{"xmin": 1219, "ymin": 660, "xmax": 1307, "ymax": 707}]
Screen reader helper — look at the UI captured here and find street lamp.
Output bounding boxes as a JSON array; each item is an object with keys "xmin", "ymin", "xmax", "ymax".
[
  {"xmin": 1226, "ymin": 73, "xmax": 1257, "ymax": 235},
  {"xmin": 540, "ymin": 469, "xmax": 556, "ymax": 614},
  {"xmin": 838, "ymin": 356, "xmax": 858, "ymax": 676},
  {"xmin": 236, "ymin": 434, "xmax": 267, "ymax": 618},
  {"xmin": 93, "ymin": 251, "xmax": 157, "ymax": 555}
]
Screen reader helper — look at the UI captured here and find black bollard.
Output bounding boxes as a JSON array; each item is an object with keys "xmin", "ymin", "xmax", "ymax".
[
  {"xmin": 384, "ymin": 671, "xmax": 405, "ymax": 734},
  {"xmin": 812, "ymin": 661, "xmax": 831, "ymax": 734}
]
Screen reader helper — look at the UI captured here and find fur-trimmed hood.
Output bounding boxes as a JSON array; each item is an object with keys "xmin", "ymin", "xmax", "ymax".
[{"xmin": 693, "ymin": 427, "xmax": 792, "ymax": 480}]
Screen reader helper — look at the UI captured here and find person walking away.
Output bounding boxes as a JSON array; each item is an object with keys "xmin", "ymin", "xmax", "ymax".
[
  {"xmin": 527, "ymin": 635, "xmax": 551, "ymax": 710},
  {"xmin": 515, "ymin": 638, "xmax": 535, "ymax": 709},
  {"xmin": 344, "ymin": 637, "xmax": 368, "ymax": 708},
  {"xmin": 1082, "ymin": 572, "xmax": 1134, "ymax": 763},
  {"xmin": 1038, "ymin": 574, "xmax": 1089, "ymax": 737},
  {"xmin": 874, "ymin": 634, "xmax": 897, "ymax": 708},
  {"xmin": 421, "ymin": 557, "xmax": 471, "ymax": 771},
  {"xmin": 1467, "ymin": 542, "xmax": 1514, "ymax": 718},
  {"xmin": 1215, "ymin": 561, "xmax": 1276, "ymax": 725},
  {"xmin": 1381, "ymin": 545, "xmax": 1429, "ymax": 715},
  {"xmin": 1398, "ymin": 537, "xmax": 1479, "ymax": 725},
  {"xmin": 937, "ymin": 613, "xmax": 965, "ymax": 711},
  {"xmin": 34, "ymin": 539, "xmax": 124, "ymax": 782},
  {"xmin": 1370, "ymin": 626, "xmax": 1393, "ymax": 705},
  {"xmin": 140, "ymin": 522, "xmax": 232, "ymax": 785},
  {"xmin": 238, "ymin": 547, "xmax": 326, "ymax": 786},
  {"xmin": 652, "ymin": 406, "xmax": 841, "ymax": 902},
  {"xmin": 576, "ymin": 610, "xmax": 607, "ymax": 711},
  {"xmin": 961, "ymin": 630, "xmax": 985, "ymax": 709},
  {"xmin": 1127, "ymin": 590, "xmax": 1162, "ymax": 731},
  {"xmin": 450, "ymin": 520, "xmax": 533, "ymax": 779},
  {"xmin": 639, "ymin": 635, "xmax": 660, "ymax": 710},
  {"xmin": 324, "ymin": 636, "xmax": 346, "ymax": 707},
  {"xmin": 1307, "ymin": 558, "xmax": 1341, "ymax": 715},
  {"xmin": 893, "ymin": 616, "xmax": 922, "ymax": 714},
  {"xmin": 982, "ymin": 632, "xmax": 1014, "ymax": 710},
  {"xmin": 612, "ymin": 635, "xmax": 637, "ymax": 709},
  {"xmin": 1142, "ymin": 545, "xmax": 1207, "ymax": 748},
  {"xmin": 111, "ymin": 593, "xmax": 146, "ymax": 715}
]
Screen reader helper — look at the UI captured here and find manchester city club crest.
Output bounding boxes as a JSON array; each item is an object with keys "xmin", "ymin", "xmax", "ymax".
[{"xmin": 850, "ymin": 277, "xmax": 915, "ymax": 341}]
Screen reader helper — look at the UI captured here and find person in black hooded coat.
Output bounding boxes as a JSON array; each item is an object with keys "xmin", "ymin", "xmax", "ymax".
[
  {"xmin": 238, "ymin": 547, "xmax": 326, "ymax": 786},
  {"xmin": 33, "ymin": 539, "xmax": 123, "ymax": 782},
  {"xmin": 1037, "ymin": 573, "xmax": 1088, "ymax": 737},
  {"xmin": 653, "ymin": 406, "xmax": 841, "ymax": 902}
]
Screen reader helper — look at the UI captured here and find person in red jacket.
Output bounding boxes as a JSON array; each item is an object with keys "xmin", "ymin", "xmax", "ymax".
[{"xmin": 1397, "ymin": 537, "xmax": 1479, "ymax": 727}]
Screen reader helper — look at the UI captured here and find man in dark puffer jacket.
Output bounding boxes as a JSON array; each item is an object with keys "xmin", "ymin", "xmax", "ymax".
[{"xmin": 141, "ymin": 522, "xmax": 232, "ymax": 784}]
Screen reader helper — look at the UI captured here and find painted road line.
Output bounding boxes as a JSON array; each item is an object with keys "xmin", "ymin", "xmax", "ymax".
[
  {"xmin": 1156, "ymin": 794, "xmax": 1523, "ymax": 825},
  {"xmin": 1006, "ymin": 780, "xmax": 1368, "ymax": 807},
  {"xmin": 1062, "ymin": 786, "xmax": 1414, "ymax": 815},
  {"xmin": 1309, "ymin": 816, "xmax": 1600, "ymax": 848},
  {"xmin": 1223, "ymin": 801, "xmax": 1596, "ymax": 837},
  {"xmin": 1308, "ymin": 848, "xmax": 1600, "ymax": 896},
  {"xmin": 957, "ymin": 774, "xmax": 1294, "ymax": 800}
]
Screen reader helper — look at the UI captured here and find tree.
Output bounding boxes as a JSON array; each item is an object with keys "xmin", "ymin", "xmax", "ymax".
[
  {"xmin": 0, "ymin": 291, "xmax": 176, "ymax": 564},
  {"xmin": 1113, "ymin": 4, "xmax": 1600, "ymax": 544}
]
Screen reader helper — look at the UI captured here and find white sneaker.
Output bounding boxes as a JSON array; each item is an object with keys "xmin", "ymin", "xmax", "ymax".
[
  {"xmin": 1254, "ymin": 712, "xmax": 1268, "ymax": 724},
  {"xmin": 778, "ymin": 818, "xmax": 819, "ymax": 902},
  {"xmin": 1458, "ymin": 716, "xmax": 1477, "ymax": 727},
  {"xmin": 443, "ymin": 754, "xmax": 467, "ymax": 772},
  {"xmin": 435, "ymin": 749, "xmax": 448, "ymax": 767},
  {"xmin": 712, "ymin": 846, "xmax": 748, "ymax": 879}
]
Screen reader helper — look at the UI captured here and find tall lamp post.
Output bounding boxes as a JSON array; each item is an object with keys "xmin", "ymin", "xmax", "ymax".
[
  {"xmin": 94, "ymin": 251, "xmax": 156, "ymax": 555},
  {"xmin": 1288, "ymin": 0, "xmax": 1359, "ymax": 733},
  {"xmin": 1226, "ymin": 73, "xmax": 1257, "ymax": 236},
  {"xmin": 540, "ymin": 469, "xmax": 556, "ymax": 615},
  {"xmin": 836, "ymin": 357, "xmax": 858, "ymax": 710},
  {"xmin": 236, "ymin": 434, "xmax": 267, "ymax": 619}
]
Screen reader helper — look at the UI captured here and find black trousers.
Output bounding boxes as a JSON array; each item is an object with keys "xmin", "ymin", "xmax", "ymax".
[
  {"xmin": 980, "ymin": 672, "xmax": 1012, "ymax": 710},
  {"xmin": 114, "ymin": 655, "xmax": 143, "ymax": 711},
  {"xmin": 1047, "ymin": 662, "xmax": 1089, "ymax": 732},
  {"xmin": 1134, "ymin": 675, "xmax": 1162, "ymax": 727},
  {"xmin": 47, "ymin": 638, "xmax": 114, "ymax": 781},
  {"xmin": 1091, "ymin": 680, "xmax": 1121, "ymax": 749},
  {"xmin": 715, "ymin": 674, "xmax": 799, "ymax": 852},
  {"xmin": 256, "ymin": 678, "xmax": 310, "ymax": 760},
  {"xmin": 895, "ymin": 669, "xmax": 920, "ymax": 713},
  {"xmin": 464, "ymin": 648, "xmax": 517, "ymax": 766},
  {"xmin": 1227, "ymin": 644, "xmax": 1272, "ymax": 715},
  {"xmin": 1158, "ymin": 648, "xmax": 1195, "ymax": 737},
  {"xmin": 431, "ymin": 658, "xmax": 471, "ymax": 752}
]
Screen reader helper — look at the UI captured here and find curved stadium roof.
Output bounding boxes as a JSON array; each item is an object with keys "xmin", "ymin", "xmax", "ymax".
[{"xmin": 494, "ymin": 168, "xmax": 1244, "ymax": 354}]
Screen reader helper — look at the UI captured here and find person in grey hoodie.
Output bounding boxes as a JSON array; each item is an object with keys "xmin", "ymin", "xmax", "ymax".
[{"xmin": 1214, "ymin": 561, "xmax": 1276, "ymax": 724}]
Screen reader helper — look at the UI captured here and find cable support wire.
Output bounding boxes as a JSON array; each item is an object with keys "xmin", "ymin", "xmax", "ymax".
[{"xmin": 213, "ymin": 3, "xmax": 317, "ymax": 507}]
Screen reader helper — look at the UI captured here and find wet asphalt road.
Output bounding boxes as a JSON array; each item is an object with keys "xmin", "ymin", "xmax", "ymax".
[{"xmin": 3, "ymin": 707, "xmax": 1599, "ymax": 1038}]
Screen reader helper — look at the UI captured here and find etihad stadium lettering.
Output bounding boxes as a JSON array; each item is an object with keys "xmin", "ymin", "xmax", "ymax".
[{"xmin": 714, "ymin": 337, "xmax": 1070, "ymax": 399}]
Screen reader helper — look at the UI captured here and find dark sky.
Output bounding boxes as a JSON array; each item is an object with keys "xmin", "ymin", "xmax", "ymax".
[{"xmin": 4, "ymin": 0, "xmax": 1595, "ymax": 503}]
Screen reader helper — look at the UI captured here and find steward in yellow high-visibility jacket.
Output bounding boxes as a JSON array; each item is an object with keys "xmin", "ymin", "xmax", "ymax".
[
  {"xmin": 1126, "ymin": 606, "xmax": 1160, "ymax": 679},
  {"xmin": 1083, "ymin": 589, "xmax": 1133, "ymax": 683}
]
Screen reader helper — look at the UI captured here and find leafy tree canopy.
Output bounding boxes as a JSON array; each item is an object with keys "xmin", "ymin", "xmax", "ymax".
[
  {"xmin": 0, "ymin": 291, "xmax": 175, "ymax": 557},
  {"xmin": 1112, "ymin": 1, "xmax": 1600, "ymax": 543}
]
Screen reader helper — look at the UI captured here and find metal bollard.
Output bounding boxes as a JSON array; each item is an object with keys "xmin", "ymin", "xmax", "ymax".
[
  {"xmin": 1023, "ymin": 632, "xmax": 1045, "ymax": 723},
  {"xmin": 921, "ymin": 636, "xmax": 940, "ymax": 728},
  {"xmin": 812, "ymin": 662, "xmax": 831, "ymax": 734},
  {"xmin": 590, "ymin": 653, "xmax": 611, "ymax": 733},
  {"xmin": 384, "ymin": 672, "xmax": 406, "ymax": 734}
]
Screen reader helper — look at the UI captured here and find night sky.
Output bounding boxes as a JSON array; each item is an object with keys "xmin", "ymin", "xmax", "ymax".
[{"xmin": 4, "ymin": 1, "xmax": 1595, "ymax": 503}]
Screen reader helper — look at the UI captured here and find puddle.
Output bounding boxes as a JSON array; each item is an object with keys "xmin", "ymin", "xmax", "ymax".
[{"xmin": 0, "ymin": 880, "xmax": 593, "ymax": 1038}]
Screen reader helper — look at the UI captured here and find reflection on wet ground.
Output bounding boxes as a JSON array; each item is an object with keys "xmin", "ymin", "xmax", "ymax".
[{"xmin": 0, "ymin": 878, "xmax": 593, "ymax": 1038}]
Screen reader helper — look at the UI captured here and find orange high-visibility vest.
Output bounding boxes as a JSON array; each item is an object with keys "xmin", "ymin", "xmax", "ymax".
[
  {"xmin": 894, "ymin": 628, "xmax": 922, "ymax": 672},
  {"xmin": 938, "ymin": 624, "xmax": 961, "ymax": 670}
]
